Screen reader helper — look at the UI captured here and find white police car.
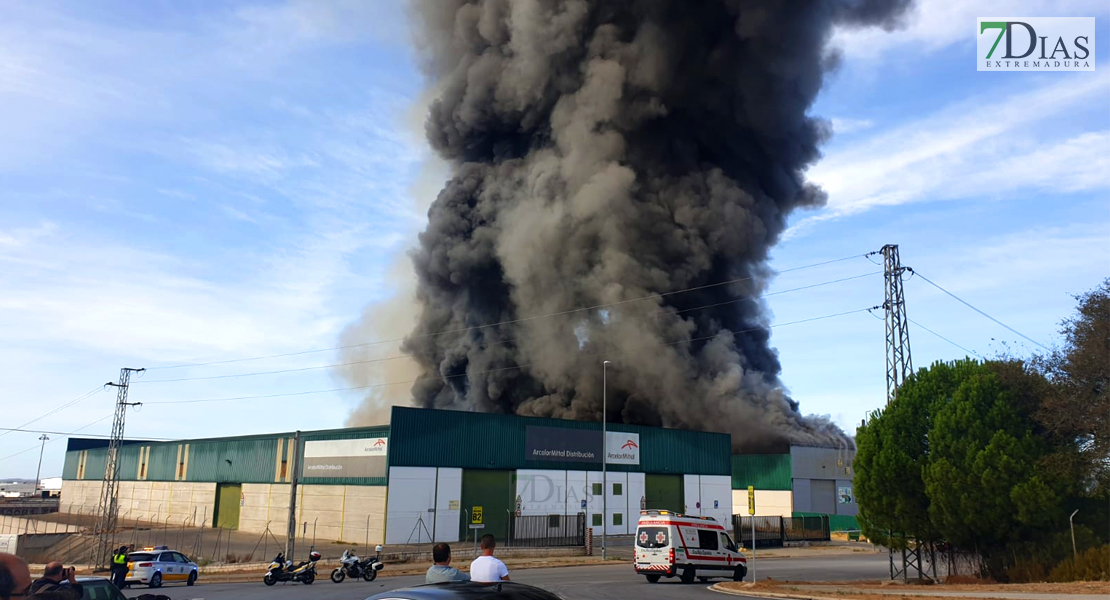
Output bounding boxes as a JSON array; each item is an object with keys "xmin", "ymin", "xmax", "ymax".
[{"xmin": 125, "ymin": 546, "xmax": 198, "ymax": 588}]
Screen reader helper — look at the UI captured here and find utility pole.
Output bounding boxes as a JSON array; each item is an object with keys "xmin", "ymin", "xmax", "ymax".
[
  {"xmin": 93, "ymin": 367, "xmax": 144, "ymax": 569},
  {"xmin": 602, "ymin": 361, "xmax": 610, "ymax": 561},
  {"xmin": 880, "ymin": 244, "xmax": 912, "ymax": 404},
  {"xmin": 285, "ymin": 430, "xmax": 302, "ymax": 560},
  {"xmin": 35, "ymin": 434, "xmax": 49, "ymax": 495}
]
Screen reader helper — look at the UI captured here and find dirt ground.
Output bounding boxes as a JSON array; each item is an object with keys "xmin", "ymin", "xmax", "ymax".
[{"xmin": 717, "ymin": 579, "xmax": 1110, "ymax": 600}]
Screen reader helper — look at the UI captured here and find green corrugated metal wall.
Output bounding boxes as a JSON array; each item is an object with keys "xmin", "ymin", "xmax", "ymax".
[
  {"xmin": 186, "ymin": 438, "xmax": 279, "ymax": 484},
  {"xmin": 117, "ymin": 445, "xmax": 142, "ymax": 480},
  {"xmin": 84, "ymin": 448, "xmax": 107, "ymax": 481},
  {"xmin": 388, "ymin": 407, "xmax": 731, "ymax": 475},
  {"xmin": 62, "ymin": 426, "xmax": 393, "ymax": 485},
  {"xmin": 147, "ymin": 444, "xmax": 179, "ymax": 481},
  {"xmin": 300, "ymin": 427, "xmax": 390, "ymax": 486},
  {"xmin": 644, "ymin": 473, "xmax": 683, "ymax": 511},
  {"xmin": 731, "ymin": 454, "xmax": 792, "ymax": 490},
  {"xmin": 459, "ymin": 470, "xmax": 514, "ymax": 542},
  {"xmin": 62, "ymin": 451, "xmax": 79, "ymax": 480}
]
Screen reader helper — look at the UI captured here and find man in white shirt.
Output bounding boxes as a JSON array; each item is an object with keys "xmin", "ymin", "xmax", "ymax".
[{"xmin": 469, "ymin": 534, "xmax": 509, "ymax": 582}]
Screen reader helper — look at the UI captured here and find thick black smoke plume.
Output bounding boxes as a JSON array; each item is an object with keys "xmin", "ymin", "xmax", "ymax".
[{"xmin": 390, "ymin": 0, "xmax": 910, "ymax": 451}]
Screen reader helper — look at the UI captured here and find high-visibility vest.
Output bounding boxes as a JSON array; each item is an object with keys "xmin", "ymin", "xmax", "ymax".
[{"xmin": 113, "ymin": 553, "xmax": 126, "ymax": 565}]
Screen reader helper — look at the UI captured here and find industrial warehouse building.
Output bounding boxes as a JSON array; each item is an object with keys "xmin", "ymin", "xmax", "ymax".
[
  {"xmin": 61, "ymin": 407, "xmax": 736, "ymax": 545},
  {"xmin": 60, "ymin": 407, "xmax": 857, "ymax": 546}
]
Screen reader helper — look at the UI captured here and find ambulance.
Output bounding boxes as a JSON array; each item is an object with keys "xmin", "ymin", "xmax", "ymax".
[{"xmin": 634, "ymin": 510, "xmax": 747, "ymax": 584}]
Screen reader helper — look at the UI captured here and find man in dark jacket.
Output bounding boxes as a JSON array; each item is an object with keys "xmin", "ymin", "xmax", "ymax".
[{"xmin": 28, "ymin": 563, "xmax": 82, "ymax": 599}]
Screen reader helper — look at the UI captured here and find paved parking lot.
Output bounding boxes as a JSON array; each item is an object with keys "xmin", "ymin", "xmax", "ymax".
[{"xmin": 135, "ymin": 552, "xmax": 889, "ymax": 600}]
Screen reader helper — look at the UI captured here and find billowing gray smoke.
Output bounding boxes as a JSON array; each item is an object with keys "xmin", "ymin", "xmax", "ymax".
[{"xmin": 389, "ymin": 0, "xmax": 910, "ymax": 451}]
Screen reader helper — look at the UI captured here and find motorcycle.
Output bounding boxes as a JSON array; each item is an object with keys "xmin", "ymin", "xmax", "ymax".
[
  {"xmin": 263, "ymin": 551, "xmax": 320, "ymax": 586},
  {"xmin": 330, "ymin": 545, "xmax": 385, "ymax": 583}
]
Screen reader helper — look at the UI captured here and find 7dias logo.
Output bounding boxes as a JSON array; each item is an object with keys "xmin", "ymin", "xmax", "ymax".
[{"xmin": 978, "ymin": 18, "xmax": 1095, "ymax": 71}]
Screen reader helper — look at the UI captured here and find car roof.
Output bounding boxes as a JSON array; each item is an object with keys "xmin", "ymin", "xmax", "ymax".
[
  {"xmin": 364, "ymin": 581, "xmax": 562, "ymax": 599},
  {"xmin": 75, "ymin": 576, "xmax": 111, "ymax": 583}
]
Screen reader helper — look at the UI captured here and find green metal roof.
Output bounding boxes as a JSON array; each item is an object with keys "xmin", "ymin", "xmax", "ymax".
[
  {"xmin": 731, "ymin": 454, "xmax": 792, "ymax": 490},
  {"xmin": 388, "ymin": 407, "xmax": 731, "ymax": 475},
  {"xmin": 63, "ymin": 425, "xmax": 390, "ymax": 485}
]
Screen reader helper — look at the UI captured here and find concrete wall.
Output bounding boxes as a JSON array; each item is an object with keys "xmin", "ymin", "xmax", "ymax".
[
  {"xmin": 60, "ymin": 480, "xmax": 388, "ymax": 545},
  {"xmin": 730, "ymin": 489, "xmax": 793, "ymax": 517},
  {"xmin": 240, "ymin": 483, "xmax": 387, "ymax": 546},
  {"xmin": 59, "ymin": 480, "xmax": 100, "ymax": 515},
  {"xmin": 59, "ymin": 480, "xmax": 216, "ymax": 524},
  {"xmin": 119, "ymin": 481, "xmax": 216, "ymax": 524}
]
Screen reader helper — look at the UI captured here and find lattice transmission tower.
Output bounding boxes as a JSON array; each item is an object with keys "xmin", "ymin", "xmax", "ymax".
[
  {"xmin": 881, "ymin": 244, "xmax": 912, "ymax": 404},
  {"xmin": 93, "ymin": 367, "xmax": 144, "ymax": 567}
]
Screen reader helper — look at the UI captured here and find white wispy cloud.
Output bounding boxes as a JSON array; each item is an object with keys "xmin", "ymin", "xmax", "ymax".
[
  {"xmin": 790, "ymin": 71, "xmax": 1110, "ymax": 237},
  {"xmin": 0, "ymin": 1, "xmax": 428, "ymax": 476},
  {"xmin": 829, "ymin": 117, "xmax": 874, "ymax": 135}
]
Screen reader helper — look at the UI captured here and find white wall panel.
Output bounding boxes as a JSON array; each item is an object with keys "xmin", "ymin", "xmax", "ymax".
[
  {"xmin": 385, "ymin": 467, "xmax": 436, "ymax": 545},
  {"xmin": 516, "ymin": 470, "xmax": 567, "ymax": 517},
  {"xmin": 606, "ymin": 471, "xmax": 628, "ymax": 534},
  {"xmin": 626, "ymin": 472, "xmax": 646, "ymax": 523},
  {"xmin": 565, "ymin": 471, "xmax": 588, "ymax": 518},
  {"xmin": 433, "ymin": 468, "xmax": 462, "ymax": 543},
  {"xmin": 683, "ymin": 474, "xmax": 701, "ymax": 515},
  {"xmin": 699, "ymin": 475, "xmax": 732, "ymax": 527}
]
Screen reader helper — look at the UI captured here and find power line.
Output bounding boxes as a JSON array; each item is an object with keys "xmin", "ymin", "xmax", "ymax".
[
  {"xmin": 0, "ymin": 386, "xmax": 106, "ymax": 439},
  {"xmin": 148, "ymin": 253, "xmax": 871, "ymax": 371},
  {"xmin": 0, "ymin": 416, "xmax": 114, "ymax": 462},
  {"xmin": 908, "ymin": 318, "xmax": 983, "ymax": 359},
  {"xmin": 144, "ymin": 305, "xmax": 878, "ymax": 406},
  {"xmin": 135, "ymin": 270, "xmax": 881, "ymax": 384},
  {"xmin": 906, "ymin": 268, "xmax": 1050, "ymax": 351}
]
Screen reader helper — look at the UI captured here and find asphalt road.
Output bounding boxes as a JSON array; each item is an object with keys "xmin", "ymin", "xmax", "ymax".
[{"xmin": 132, "ymin": 553, "xmax": 888, "ymax": 600}]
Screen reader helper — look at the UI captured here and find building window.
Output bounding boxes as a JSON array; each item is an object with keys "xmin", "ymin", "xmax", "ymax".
[
  {"xmin": 280, "ymin": 459, "xmax": 287, "ymax": 479},
  {"xmin": 178, "ymin": 460, "xmax": 185, "ymax": 479},
  {"xmin": 592, "ymin": 513, "xmax": 602, "ymax": 527},
  {"xmin": 591, "ymin": 483, "xmax": 602, "ymax": 496},
  {"xmin": 613, "ymin": 513, "xmax": 623, "ymax": 526},
  {"xmin": 548, "ymin": 514, "xmax": 561, "ymax": 528},
  {"xmin": 613, "ymin": 483, "xmax": 623, "ymax": 496}
]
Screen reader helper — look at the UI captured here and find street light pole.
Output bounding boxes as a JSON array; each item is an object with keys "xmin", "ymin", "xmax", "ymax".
[
  {"xmin": 34, "ymin": 432, "xmax": 49, "ymax": 494},
  {"xmin": 1069, "ymin": 509, "xmax": 1079, "ymax": 561},
  {"xmin": 602, "ymin": 360, "xmax": 610, "ymax": 561}
]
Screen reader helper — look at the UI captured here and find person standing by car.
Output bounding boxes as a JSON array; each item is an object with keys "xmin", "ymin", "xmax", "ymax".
[
  {"xmin": 468, "ymin": 535, "xmax": 509, "ymax": 583},
  {"xmin": 110, "ymin": 546, "xmax": 128, "ymax": 589},
  {"xmin": 28, "ymin": 563, "xmax": 82, "ymax": 599},
  {"xmin": 426, "ymin": 543, "xmax": 469, "ymax": 583}
]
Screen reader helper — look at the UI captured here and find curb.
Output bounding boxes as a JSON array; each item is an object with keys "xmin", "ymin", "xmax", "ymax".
[{"xmin": 708, "ymin": 583, "xmax": 842, "ymax": 600}]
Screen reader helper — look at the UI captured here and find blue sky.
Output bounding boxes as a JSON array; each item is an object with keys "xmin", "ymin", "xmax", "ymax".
[{"xmin": 2, "ymin": 1, "xmax": 1107, "ymax": 478}]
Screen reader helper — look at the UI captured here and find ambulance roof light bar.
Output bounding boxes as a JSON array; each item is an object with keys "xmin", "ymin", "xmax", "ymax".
[{"xmin": 639, "ymin": 509, "xmax": 715, "ymax": 522}]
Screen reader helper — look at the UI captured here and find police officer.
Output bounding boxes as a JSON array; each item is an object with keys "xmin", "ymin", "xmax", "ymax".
[{"xmin": 110, "ymin": 546, "xmax": 128, "ymax": 589}]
